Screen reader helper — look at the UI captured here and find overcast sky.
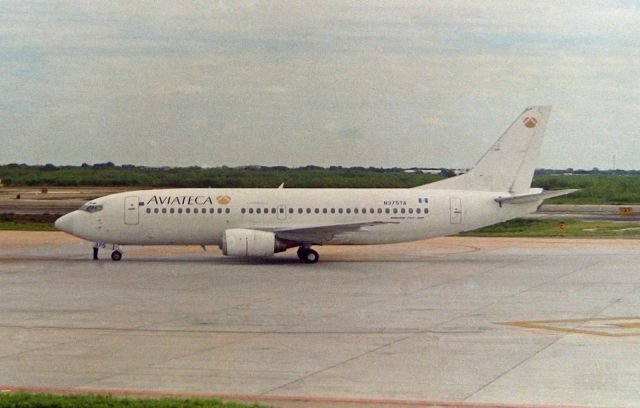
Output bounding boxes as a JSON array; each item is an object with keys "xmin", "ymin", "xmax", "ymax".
[{"xmin": 1, "ymin": 1, "xmax": 639, "ymax": 169}]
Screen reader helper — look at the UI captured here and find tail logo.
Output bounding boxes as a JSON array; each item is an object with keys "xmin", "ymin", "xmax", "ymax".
[
  {"xmin": 216, "ymin": 195, "xmax": 231, "ymax": 205},
  {"xmin": 523, "ymin": 117, "xmax": 538, "ymax": 128}
]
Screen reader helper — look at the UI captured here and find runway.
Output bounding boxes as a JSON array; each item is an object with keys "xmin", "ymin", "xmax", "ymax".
[{"xmin": 2, "ymin": 232, "xmax": 640, "ymax": 407}]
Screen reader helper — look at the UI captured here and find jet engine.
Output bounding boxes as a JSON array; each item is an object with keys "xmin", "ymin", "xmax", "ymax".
[{"xmin": 221, "ymin": 228, "xmax": 288, "ymax": 257}]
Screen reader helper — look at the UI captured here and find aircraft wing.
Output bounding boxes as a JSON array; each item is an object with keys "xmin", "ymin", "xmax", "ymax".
[{"xmin": 263, "ymin": 221, "xmax": 399, "ymax": 244}]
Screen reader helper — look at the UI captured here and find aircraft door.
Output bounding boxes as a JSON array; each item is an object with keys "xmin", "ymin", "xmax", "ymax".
[
  {"xmin": 450, "ymin": 197, "xmax": 462, "ymax": 224},
  {"xmin": 277, "ymin": 205, "xmax": 287, "ymax": 220},
  {"xmin": 124, "ymin": 196, "xmax": 139, "ymax": 225}
]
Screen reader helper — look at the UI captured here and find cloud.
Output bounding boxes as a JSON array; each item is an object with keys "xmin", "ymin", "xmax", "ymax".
[
  {"xmin": 1, "ymin": 1, "xmax": 640, "ymax": 168},
  {"xmin": 336, "ymin": 128, "xmax": 363, "ymax": 140}
]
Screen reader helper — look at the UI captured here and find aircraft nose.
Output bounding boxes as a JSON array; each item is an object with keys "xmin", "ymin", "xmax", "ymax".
[{"xmin": 54, "ymin": 213, "xmax": 75, "ymax": 234}]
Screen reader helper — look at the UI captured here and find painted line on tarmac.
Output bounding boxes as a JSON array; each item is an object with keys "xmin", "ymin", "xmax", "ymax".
[{"xmin": 501, "ymin": 316, "xmax": 640, "ymax": 337}]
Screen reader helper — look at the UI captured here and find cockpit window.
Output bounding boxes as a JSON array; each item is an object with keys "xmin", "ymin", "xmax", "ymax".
[{"xmin": 79, "ymin": 204, "xmax": 103, "ymax": 213}]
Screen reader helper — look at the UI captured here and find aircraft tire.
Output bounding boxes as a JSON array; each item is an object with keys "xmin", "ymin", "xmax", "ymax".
[
  {"xmin": 111, "ymin": 250, "xmax": 123, "ymax": 261},
  {"xmin": 302, "ymin": 249, "xmax": 319, "ymax": 264}
]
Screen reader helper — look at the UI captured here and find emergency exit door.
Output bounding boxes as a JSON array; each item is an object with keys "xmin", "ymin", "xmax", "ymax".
[
  {"xmin": 124, "ymin": 196, "xmax": 139, "ymax": 225},
  {"xmin": 450, "ymin": 197, "xmax": 462, "ymax": 224}
]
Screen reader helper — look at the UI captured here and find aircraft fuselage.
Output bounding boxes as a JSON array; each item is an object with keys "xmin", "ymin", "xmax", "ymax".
[{"xmin": 56, "ymin": 188, "xmax": 540, "ymax": 246}]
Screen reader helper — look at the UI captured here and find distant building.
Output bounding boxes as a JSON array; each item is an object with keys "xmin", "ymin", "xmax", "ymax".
[
  {"xmin": 403, "ymin": 168, "xmax": 444, "ymax": 175},
  {"xmin": 404, "ymin": 168, "xmax": 469, "ymax": 176}
]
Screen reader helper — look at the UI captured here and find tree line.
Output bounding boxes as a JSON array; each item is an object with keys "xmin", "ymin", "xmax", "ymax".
[{"xmin": 3, "ymin": 164, "xmax": 640, "ymax": 203}]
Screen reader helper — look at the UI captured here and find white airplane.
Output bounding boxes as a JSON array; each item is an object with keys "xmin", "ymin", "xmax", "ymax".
[{"xmin": 55, "ymin": 106, "xmax": 574, "ymax": 263}]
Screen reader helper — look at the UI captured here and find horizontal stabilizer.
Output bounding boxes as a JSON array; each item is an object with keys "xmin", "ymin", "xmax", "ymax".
[{"xmin": 495, "ymin": 189, "xmax": 578, "ymax": 205}]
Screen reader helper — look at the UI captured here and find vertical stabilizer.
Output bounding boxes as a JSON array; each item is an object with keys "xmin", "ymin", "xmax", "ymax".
[{"xmin": 421, "ymin": 106, "xmax": 551, "ymax": 194}]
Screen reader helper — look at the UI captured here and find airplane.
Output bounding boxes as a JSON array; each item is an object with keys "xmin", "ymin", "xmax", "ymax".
[{"xmin": 55, "ymin": 106, "xmax": 575, "ymax": 263}]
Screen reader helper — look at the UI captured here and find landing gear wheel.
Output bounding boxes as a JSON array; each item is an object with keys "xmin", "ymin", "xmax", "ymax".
[
  {"xmin": 111, "ymin": 250, "xmax": 123, "ymax": 261},
  {"xmin": 297, "ymin": 247, "xmax": 319, "ymax": 264},
  {"xmin": 303, "ymin": 249, "xmax": 319, "ymax": 264}
]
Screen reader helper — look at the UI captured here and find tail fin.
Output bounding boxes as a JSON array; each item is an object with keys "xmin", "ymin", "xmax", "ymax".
[{"xmin": 421, "ymin": 106, "xmax": 551, "ymax": 193}]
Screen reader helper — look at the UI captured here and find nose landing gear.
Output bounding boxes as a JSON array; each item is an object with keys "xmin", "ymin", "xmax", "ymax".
[
  {"xmin": 92, "ymin": 242, "xmax": 105, "ymax": 260},
  {"xmin": 297, "ymin": 246, "xmax": 319, "ymax": 264},
  {"xmin": 111, "ymin": 249, "xmax": 123, "ymax": 261},
  {"xmin": 91, "ymin": 243, "xmax": 123, "ymax": 261}
]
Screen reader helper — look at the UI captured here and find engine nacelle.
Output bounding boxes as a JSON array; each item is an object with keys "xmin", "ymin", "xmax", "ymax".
[{"xmin": 221, "ymin": 228, "xmax": 288, "ymax": 257}]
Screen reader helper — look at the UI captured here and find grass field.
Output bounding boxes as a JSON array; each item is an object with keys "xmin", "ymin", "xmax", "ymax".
[
  {"xmin": 0, "ymin": 214, "xmax": 57, "ymax": 231},
  {"xmin": 0, "ymin": 221, "xmax": 56, "ymax": 231},
  {"xmin": 0, "ymin": 393, "xmax": 266, "ymax": 408},
  {"xmin": 462, "ymin": 218, "xmax": 640, "ymax": 238}
]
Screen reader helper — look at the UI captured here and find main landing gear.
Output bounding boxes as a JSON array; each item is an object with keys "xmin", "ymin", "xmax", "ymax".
[
  {"xmin": 92, "ymin": 243, "xmax": 123, "ymax": 261},
  {"xmin": 297, "ymin": 246, "xmax": 319, "ymax": 264}
]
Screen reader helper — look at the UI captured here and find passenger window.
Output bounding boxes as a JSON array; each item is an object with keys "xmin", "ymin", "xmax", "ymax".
[
  {"xmin": 146, "ymin": 208, "xmax": 151, "ymax": 214},
  {"xmin": 170, "ymin": 208, "xmax": 175, "ymax": 214},
  {"xmin": 322, "ymin": 208, "xmax": 327, "ymax": 214},
  {"xmin": 306, "ymin": 208, "xmax": 311, "ymax": 214},
  {"xmin": 264, "ymin": 208, "xmax": 269, "ymax": 214},
  {"xmin": 249, "ymin": 208, "xmax": 254, "ymax": 214},
  {"xmin": 315, "ymin": 208, "xmax": 320, "ymax": 214},
  {"xmin": 241, "ymin": 208, "xmax": 246, "ymax": 214},
  {"xmin": 225, "ymin": 208, "xmax": 230, "ymax": 214},
  {"xmin": 186, "ymin": 208, "xmax": 190, "ymax": 214},
  {"xmin": 210, "ymin": 208, "xmax": 214, "ymax": 214},
  {"xmin": 393, "ymin": 208, "xmax": 398, "ymax": 214},
  {"xmin": 272, "ymin": 208, "xmax": 277, "ymax": 214},
  {"xmin": 289, "ymin": 208, "xmax": 293, "ymax": 214},
  {"xmin": 400, "ymin": 208, "xmax": 405, "ymax": 214},
  {"xmin": 346, "ymin": 208, "xmax": 351, "ymax": 214},
  {"xmin": 416, "ymin": 208, "xmax": 421, "ymax": 214},
  {"xmin": 279, "ymin": 208, "xmax": 284, "ymax": 214},
  {"xmin": 330, "ymin": 208, "xmax": 335, "ymax": 214},
  {"xmin": 385, "ymin": 208, "xmax": 390, "ymax": 214},
  {"xmin": 194, "ymin": 208, "xmax": 199, "ymax": 214},
  {"xmin": 178, "ymin": 208, "xmax": 183, "ymax": 214},
  {"xmin": 202, "ymin": 209, "xmax": 206, "ymax": 215},
  {"xmin": 354, "ymin": 208, "xmax": 359, "ymax": 214},
  {"xmin": 298, "ymin": 208, "xmax": 303, "ymax": 214},
  {"xmin": 408, "ymin": 208, "xmax": 413, "ymax": 214},
  {"xmin": 338, "ymin": 208, "xmax": 343, "ymax": 214},
  {"xmin": 370, "ymin": 208, "xmax": 375, "ymax": 214},
  {"xmin": 218, "ymin": 208, "xmax": 223, "ymax": 214},
  {"xmin": 162, "ymin": 208, "xmax": 167, "ymax": 214},
  {"xmin": 425, "ymin": 208, "xmax": 429, "ymax": 214},
  {"xmin": 154, "ymin": 208, "xmax": 159, "ymax": 214},
  {"xmin": 377, "ymin": 208, "xmax": 382, "ymax": 214},
  {"xmin": 256, "ymin": 208, "xmax": 261, "ymax": 214}
]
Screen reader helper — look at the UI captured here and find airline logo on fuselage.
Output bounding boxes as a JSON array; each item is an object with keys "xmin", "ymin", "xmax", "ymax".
[
  {"xmin": 523, "ymin": 117, "xmax": 537, "ymax": 128},
  {"xmin": 146, "ymin": 195, "xmax": 215, "ymax": 206},
  {"xmin": 216, "ymin": 195, "xmax": 231, "ymax": 205}
]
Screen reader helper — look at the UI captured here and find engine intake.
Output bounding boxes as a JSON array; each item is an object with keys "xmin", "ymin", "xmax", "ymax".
[{"xmin": 221, "ymin": 228, "xmax": 288, "ymax": 257}]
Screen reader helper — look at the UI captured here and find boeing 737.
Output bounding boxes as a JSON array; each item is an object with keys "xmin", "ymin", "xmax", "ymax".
[{"xmin": 55, "ymin": 106, "xmax": 574, "ymax": 263}]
